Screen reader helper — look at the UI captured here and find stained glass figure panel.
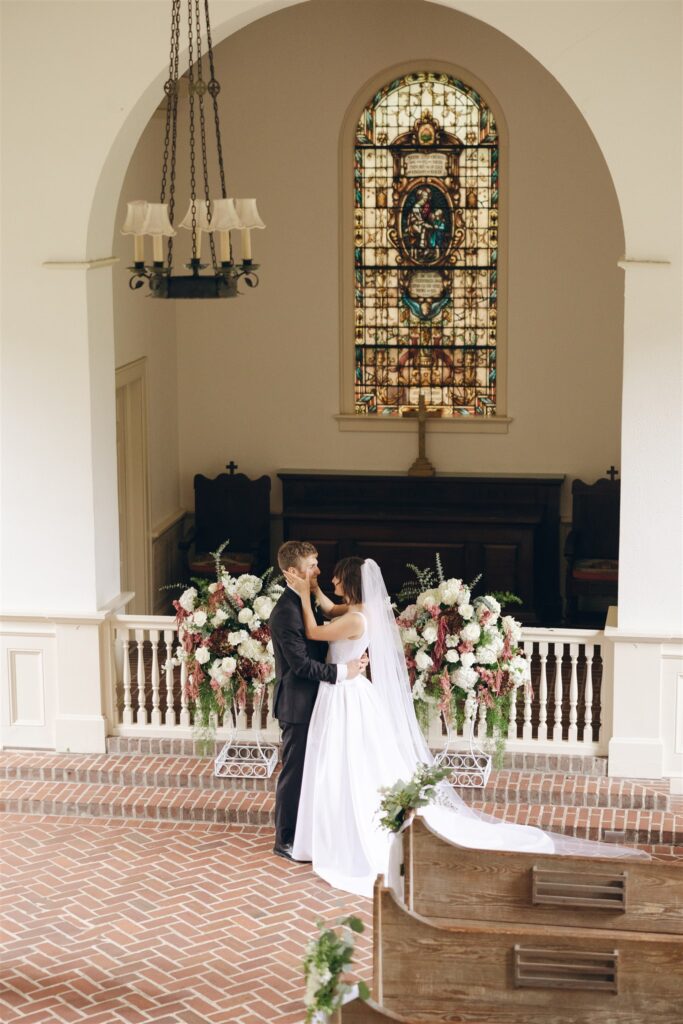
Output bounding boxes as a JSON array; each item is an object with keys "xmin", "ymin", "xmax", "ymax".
[{"xmin": 354, "ymin": 72, "xmax": 498, "ymax": 417}]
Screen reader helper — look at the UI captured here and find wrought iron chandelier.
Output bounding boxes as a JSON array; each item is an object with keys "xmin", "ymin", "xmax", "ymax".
[{"xmin": 122, "ymin": 0, "xmax": 264, "ymax": 299}]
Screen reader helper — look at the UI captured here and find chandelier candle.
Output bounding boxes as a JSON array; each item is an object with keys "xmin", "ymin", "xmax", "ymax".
[{"xmin": 121, "ymin": 0, "xmax": 265, "ymax": 299}]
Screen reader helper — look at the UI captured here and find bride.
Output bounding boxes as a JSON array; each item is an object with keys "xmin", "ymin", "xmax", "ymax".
[{"xmin": 287, "ymin": 556, "xmax": 647, "ymax": 898}]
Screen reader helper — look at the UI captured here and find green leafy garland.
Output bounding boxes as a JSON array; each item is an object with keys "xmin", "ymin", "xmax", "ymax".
[
  {"xmin": 302, "ymin": 916, "xmax": 369, "ymax": 1022},
  {"xmin": 378, "ymin": 762, "xmax": 451, "ymax": 833}
]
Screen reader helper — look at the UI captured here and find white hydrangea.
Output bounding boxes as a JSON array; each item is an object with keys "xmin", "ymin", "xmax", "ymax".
[
  {"xmin": 212, "ymin": 608, "xmax": 228, "ymax": 627},
  {"xmin": 476, "ymin": 645, "xmax": 498, "ymax": 665},
  {"xmin": 422, "ymin": 623, "xmax": 438, "ymax": 644},
  {"xmin": 221, "ymin": 573, "xmax": 238, "ymax": 594},
  {"xmin": 266, "ymin": 639, "xmax": 274, "ymax": 655},
  {"xmin": 415, "ymin": 649, "xmax": 433, "ymax": 671},
  {"xmin": 238, "ymin": 607, "xmax": 254, "ymax": 624},
  {"xmin": 195, "ymin": 645, "xmax": 211, "ymax": 665},
  {"xmin": 412, "ymin": 678, "xmax": 427, "ymax": 701},
  {"xmin": 236, "ymin": 574, "xmax": 262, "ymax": 600},
  {"xmin": 445, "ymin": 649, "xmax": 460, "ymax": 663},
  {"xmin": 456, "ymin": 588, "xmax": 471, "ymax": 609},
  {"xmin": 248, "ymin": 617, "xmax": 262, "ymax": 632},
  {"xmin": 476, "ymin": 595, "xmax": 501, "ymax": 621},
  {"xmin": 228, "ymin": 629, "xmax": 249, "ymax": 646},
  {"xmin": 458, "ymin": 603, "xmax": 474, "ymax": 620},
  {"xmin": 460, "ymin": 651, "xmax": 476, "ymax": 669},
  {"xmin": 173, "ymin": 645, "xmax": 188, "ymax": 665},
  {"xmin": 460, "ymin": 622, "xmax": 481, "ymax": 643},
  {"xmin": 208, "ymin": 582, "xmax": 220, "ymax": 594},
  {"xmin": 438, "ymin": 578, "xmax": 462, "ymax": 606},
  {"xmin": 253, "ymin": 595, "xmax": 275, "ymax": 621},
  {"xmin": 416, "ymin": 588, "xmax": 439, "ymax": 609},
  {"xmin": 502, "ymin": 615, "xmax": 522, "ymax": 643},
  {"xmin": 209, "ymin": 656, "xmax": 236, "ymax": 683},
  {"xmin": 510, "ymin": 654, "xmax": 531, "ymax": 684},
  {"xmin": 192, "ymin": 609, "xmax": 207, "ymax": 628},
  {"xmin": 401, "ymin": 626, "xmax": 419, "ymax": 645},
  {"xmin": 452, "ymin": 666, "xmax": 478, "ymax": 691},
  {"xmin": 178, "ymin": 587, "xmax": 197, "ymax": 613},
  {"xmin": 444, "ymin": 633, "xmax": 459, "ymax": 648},
  {"xmin": 238, "ymin": 636, "xmax": 263, "ymax": 661}
]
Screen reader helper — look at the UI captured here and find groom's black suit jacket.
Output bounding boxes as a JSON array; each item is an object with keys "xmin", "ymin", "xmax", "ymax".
[{"xmin": 270, "ymin": 587, "xmax": 337, "ymax": 724}]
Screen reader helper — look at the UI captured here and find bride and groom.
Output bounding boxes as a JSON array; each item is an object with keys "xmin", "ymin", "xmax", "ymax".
[{"xmin": 269, "ymin": 541, "xmax": 646, "ymax": 899}]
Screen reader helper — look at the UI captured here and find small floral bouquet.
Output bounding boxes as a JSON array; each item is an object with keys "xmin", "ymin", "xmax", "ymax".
[
  {"xmin": 173, "ymin": 551, "xmax": 283, "ymax": 732},
  {"xmin": 303, "ymin": 916, "xmax": 369, "ymax": 1023},
  {"xmin": 397, "ymin": 559, "xmax": 530, "ymax": 762},
  {"xmin": 378, "ymin": 762, "xmax": 452, "ymax": 833}
]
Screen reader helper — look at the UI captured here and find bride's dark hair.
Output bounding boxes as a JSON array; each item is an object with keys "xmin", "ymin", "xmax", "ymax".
[{"xmin": 333, "ymin": 556, "xmax": 365, "ymax": 605}]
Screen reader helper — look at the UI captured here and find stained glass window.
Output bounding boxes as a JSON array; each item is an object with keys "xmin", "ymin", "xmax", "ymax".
[{"xmin": 354, "ymin": 72, "xmax": 499, "ymax": 417}]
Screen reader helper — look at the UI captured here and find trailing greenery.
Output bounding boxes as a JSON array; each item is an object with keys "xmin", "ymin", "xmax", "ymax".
[
  {"xmin": 378, "ymin": 762, "xmax": 452, "ymax": 833},
  {"xmin": 302, "ymin": 916, "xmax": 369, "ymax": 1022}
]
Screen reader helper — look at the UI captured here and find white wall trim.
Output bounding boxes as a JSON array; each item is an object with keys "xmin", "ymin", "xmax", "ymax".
[
  {"xmin": 42, "ymin": 257, "xmax": 119, "ymax": 270},
  {"xmin": 151, "ymin": 508, "xmax": 187, "ymax": 540},
  {"xmin": 335, "ymin": 414, "xmax": 512, "ymax": 433}
]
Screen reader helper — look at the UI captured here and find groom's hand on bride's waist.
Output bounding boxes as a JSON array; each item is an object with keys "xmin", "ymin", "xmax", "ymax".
[{"xmin": 345, "ymin": 652, "xmax": 369, "ymax": 678}]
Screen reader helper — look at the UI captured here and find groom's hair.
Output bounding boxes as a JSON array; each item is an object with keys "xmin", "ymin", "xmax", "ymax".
[{"xmin": 277, "ymin": 540, "xmax": 318, "ymax": 571}]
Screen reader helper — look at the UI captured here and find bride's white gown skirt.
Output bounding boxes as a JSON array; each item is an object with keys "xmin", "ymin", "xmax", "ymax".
[{"xmin": 292, "ymin": 674, "xmax": 552, "ymax": 898}]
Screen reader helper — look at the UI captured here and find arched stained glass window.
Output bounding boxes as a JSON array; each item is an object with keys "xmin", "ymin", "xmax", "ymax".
[{"xmin": 354, "ymin": 72, "xmax": 498, "ymax": 417}]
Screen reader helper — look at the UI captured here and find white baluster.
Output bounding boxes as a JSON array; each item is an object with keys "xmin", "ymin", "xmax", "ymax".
[
  {"xmin": 464, "ymin": 697, "xmax": 476, "ymax": 742},
  {"xmin": 236, "ymin": 704, "xmax": 248, "ymax": 736},
  {"xmin": 120, "ymin": 628, "xmax": 133, "ymax": 725},
  {"xmin": 582, "ymin": 642, "xmax": 594, "ymax": 745},
  {"xmin": 537, "ymin": 641, "xmax": 548, "ymax": 742},
  {"xmin": 522, "ymin": 640, "xmax": 533, "ymax": 741},
  {"xmin": 265, "ymin": 687, "xmax": 277, "ymax": 734},
  {"xmin": 428, "ymin": 714, "xmax": 443, "ymax": 749},
  {"xmin": 179, "ymin": 661, "xmax": 191, "ymax": 726},
  {"xmin": 507, "ymin": 679, "xmax": 518, "ymax": 740},
  {"xmin": 568, "ymin": 642, "xmax": 579, "ymax": 743},
  {"xmin": 164, "ymin": 629, "xmax": 176, "ymax": 726},
  {"xmin": 553, "ymin": 641, "xmax": 564, "ymax": 741},
  {"xmin": 136, "ymin": 628, "xmax": 147, "ymax": 725},
  {"xmin": 150, "ymin": 629, "xmax": 162, "ymax": 727},
  {"xmin": 477, "ymin": 701, "xmax": 487, "ymax": 741}
]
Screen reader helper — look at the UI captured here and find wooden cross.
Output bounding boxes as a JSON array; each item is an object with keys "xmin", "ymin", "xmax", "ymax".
[
  {"xmin": 606, "ymin": 465, "xmax": 619, "ymax": 481},
  {"xmin": 408, "ymin": 394, "xmax": 436, "ymax": 477},
  {"xmin": 226, "ymin": 460, "xmax": 239, "ymax": 475}
]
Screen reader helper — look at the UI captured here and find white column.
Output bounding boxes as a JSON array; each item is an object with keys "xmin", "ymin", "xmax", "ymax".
[{"xmin": 608, "ymin": 261, "xmax": 683, "ymax": 782}]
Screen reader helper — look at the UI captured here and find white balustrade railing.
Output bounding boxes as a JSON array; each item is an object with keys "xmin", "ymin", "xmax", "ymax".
[{"xmin": 108, "ymin": 616, "xmax": 611, "ymax": 756}]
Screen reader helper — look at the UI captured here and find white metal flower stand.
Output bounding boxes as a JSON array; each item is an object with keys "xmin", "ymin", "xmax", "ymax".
[
  {"xmin": 214, "ymin": 698, "xmax": 278, "ymax": 779},
  {"xmin": 433, "ymin": 698, "xmax": 492, "ymax": 788}
]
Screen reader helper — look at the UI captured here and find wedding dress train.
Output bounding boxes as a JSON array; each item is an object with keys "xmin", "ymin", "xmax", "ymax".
[{"xmin": 291, "ymin": 563, "xmax": 647, "ymax": 899}]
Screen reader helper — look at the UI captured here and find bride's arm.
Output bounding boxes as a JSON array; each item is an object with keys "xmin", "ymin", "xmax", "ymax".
[
  {"xmin": 311, "ymin": 584, "xmax": 347, "ymax": 619},
  {"xmin": 284, "ymin": 572, "xmax": 364, "ymax": 641}
]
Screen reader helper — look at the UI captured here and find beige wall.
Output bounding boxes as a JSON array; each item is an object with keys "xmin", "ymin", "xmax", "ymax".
[
  {"xmin": 113, "ymin": 117, "xmax": 181, "ymax": 531},
  {"xmin": 123, "ymin": 0, "xmax": 625, "ymax": 518}
]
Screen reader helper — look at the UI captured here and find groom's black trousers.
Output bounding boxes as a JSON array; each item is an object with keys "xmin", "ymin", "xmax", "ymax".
[{"xmin": 275, "ymin": 721, "xmax": 309, "ymax": 847}]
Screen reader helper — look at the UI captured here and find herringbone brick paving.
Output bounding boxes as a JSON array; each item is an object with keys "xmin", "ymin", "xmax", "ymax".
[{"xmin": 0, "ymin": 815, "xmax": 371, "ymax": 1023}]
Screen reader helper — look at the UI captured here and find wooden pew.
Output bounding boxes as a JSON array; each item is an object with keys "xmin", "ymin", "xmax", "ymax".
[
  {"xmin": 340, "ymin": 997, "xmax": 487, "ymax": 1023},
  {"xmin": 401, "ymin": 814, "xmax": 683, "ymax": 934},
  {"xmin": 373, "ymin": 879, "xmax": 683, "ymax": 1024}
]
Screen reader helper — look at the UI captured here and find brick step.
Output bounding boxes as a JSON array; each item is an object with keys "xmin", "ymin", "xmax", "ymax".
[
  {"xmin": 459, "ymin": 770, "xmax": 670, "ymax": 810},
  {"xmin": 0, "ymin": 750, "xmax": 279, "ymax": 792},
  {"xmin": 2, "ymin": 776, "xmax": 680, "ymax": 849},
  {"xmin": 0, "ymin": 778, "xmax": 274, "ymax": 826},
  {"xmin": 107, "ymin": 735, "xmax": 608, "ymax": 777}
]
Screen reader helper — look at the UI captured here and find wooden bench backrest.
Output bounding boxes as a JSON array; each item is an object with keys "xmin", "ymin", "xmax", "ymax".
[
  {"xmin": 375, "ymin": 880, "xmax": 683, "ymax": 1024},
  {"xmin": 402, "ymin": 815, "xmax": 683, "ymax": 934}
]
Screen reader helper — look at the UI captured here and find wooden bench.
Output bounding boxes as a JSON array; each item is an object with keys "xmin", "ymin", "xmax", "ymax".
[
  {"xmin": 401, "ymin": 814, "xmax": 683, "ymax": 934},
  {"xmin": 340, "ymin": 997, "xmax": 487, "ymax": 1023},
  {"xmin": 373, "ymin": 879, "xmax": 683, "ymax": 1023}
]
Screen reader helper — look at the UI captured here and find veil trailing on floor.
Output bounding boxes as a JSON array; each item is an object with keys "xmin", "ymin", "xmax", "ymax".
[{"xmin": 361, "ymin": 558, "xmax": 648, "ymax": 860}]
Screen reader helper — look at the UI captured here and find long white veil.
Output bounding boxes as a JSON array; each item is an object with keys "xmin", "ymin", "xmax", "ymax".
[{"xmin": 361, "ymin": 558, "xmax": 648, "ymax": 860}]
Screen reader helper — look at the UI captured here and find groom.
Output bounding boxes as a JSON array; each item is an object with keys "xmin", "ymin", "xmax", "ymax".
[{"xmin": 269, "ymin": 540, "xmax": 366, "ymax": 861}]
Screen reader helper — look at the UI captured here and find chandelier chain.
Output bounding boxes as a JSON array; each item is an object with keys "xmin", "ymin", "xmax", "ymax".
[
  {"xmin": 194, "ymin": 0, "xmax": 218, "ymax": 270},
  {"xmin": 162, "ymin": 0, "xmax": 181, "ymax": 267},
  {"xmin": 186, "ymin": 0, "xmax": 198, "ymax": 255},
  {"xmin": 204, "ymin": 0, "xmax": 227, "ymax": 199}
]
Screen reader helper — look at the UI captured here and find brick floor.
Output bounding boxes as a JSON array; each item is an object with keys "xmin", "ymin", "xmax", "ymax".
[{"xmin": 0, "ymin": 815, "xmax": 371, "ymax": 1024}]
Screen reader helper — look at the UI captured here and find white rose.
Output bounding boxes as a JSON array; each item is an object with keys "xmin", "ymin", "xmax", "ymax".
[
  {"xmin": 460, "ymin": 622, "xmax": 481, "ymax": 643},
  {"xmin": 178, "ymin": 587, "xmax": 197, "ymax": 613},
  {"xmin": 476, "ymin": 645, "xmax": 498, "ymax": 665},
  {"xmin": 220, "ymin": 655, "xmax": 237, "ymax": 676},
  {"xmin": 228, "ymin": 630, "xmax": 249, "ymax": 646},
  {"xmin": 422, "ymin": 623, "xmax": 438, "ymax": 644},
  {"xmin": 445, "ymin": 649, "xmax": 460, "ymax": 663},
  {"xmin": 456, "ymin": 588, "xmax": 471, "ymax": 608},
  {"xmin": 236, "ymin": 574, "xmax": 262, "ymax": 600},
  {"xmin": 212, "ymin": 608, "xmax": 228, "ymax": 626},
  {"xmin": 416, "ymin": 588, "xmax": 439, "ymax": 609},
  {"xmin": 438, "ymin": 578, "xmax": 462, "ymax": 606},
  {"xmin": 195, "ymin": 645, "xmax": 211, "ymax": 665},
  {"xmin": 510, "ymin": 654, "xmax": 530, "ymax": 683},
  {"xmin": 238, "ymin": 637, "xmax": 262, "ymax": 661},
  {"xmin": 221, "ymin": 574, "xmax": 238, "ymax": 594},
  {"xmin": 238, "ymin": 607, "xmax": 254, "ymax": 624},
  {"xmin": 266, "ymin": 639, "xmax": 274, "ymax": 655},
  {"xmin": 452, "ymin": 666, "xmax": 478, "ymax": 691},
  {"xmin": 460, "ymin": 651, "xmax": 476, "ymax": 669},
  {"xmin": 458, "ymin": 603, "xmax": 474, "ymax": 620},
  {"xmin": 253, "ymin": 595, "xmax": 275, "ymax": 620},
  {"xmin": 445, "ymin": 633, "xmax": 459, "ymax": 648},
  {"xmin": 249, "ymin": 617, "xmax": 262, "ymax": 632},
  {"xmin": 401, "ymin": 626, "xmax": 419, "ymax": 645},
  {"xmin": 415, "ymin": 650, "xmax": 433, "ymax": 671},
  {"xmin": 192, "ymin": 609, "xmax": 207, "ymax": 628}
]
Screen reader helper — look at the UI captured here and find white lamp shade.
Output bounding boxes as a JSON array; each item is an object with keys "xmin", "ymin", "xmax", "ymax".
[
  {"xmin": 210, "ymin": 198, "xmax": 242, "ymax": 232},
  {"xmin": 235, "ymin": 199, "xmax": 265, "ymax": 230},
  {"xmin": 142, "ymin": 202, "xmax": 176, "ymax": 237},
  {"xmin": 179, "ymin": 199, "xmax": 212, "ymax": 232},
  {"xmin": 121, "ymin": 200, "xmax": 149, "ymax": 235}
]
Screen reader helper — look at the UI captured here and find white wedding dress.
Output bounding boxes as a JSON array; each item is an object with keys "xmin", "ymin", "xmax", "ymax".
[{"xmin": 292, "ymin": 562, "xmax": 647, "ymax": 899}]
